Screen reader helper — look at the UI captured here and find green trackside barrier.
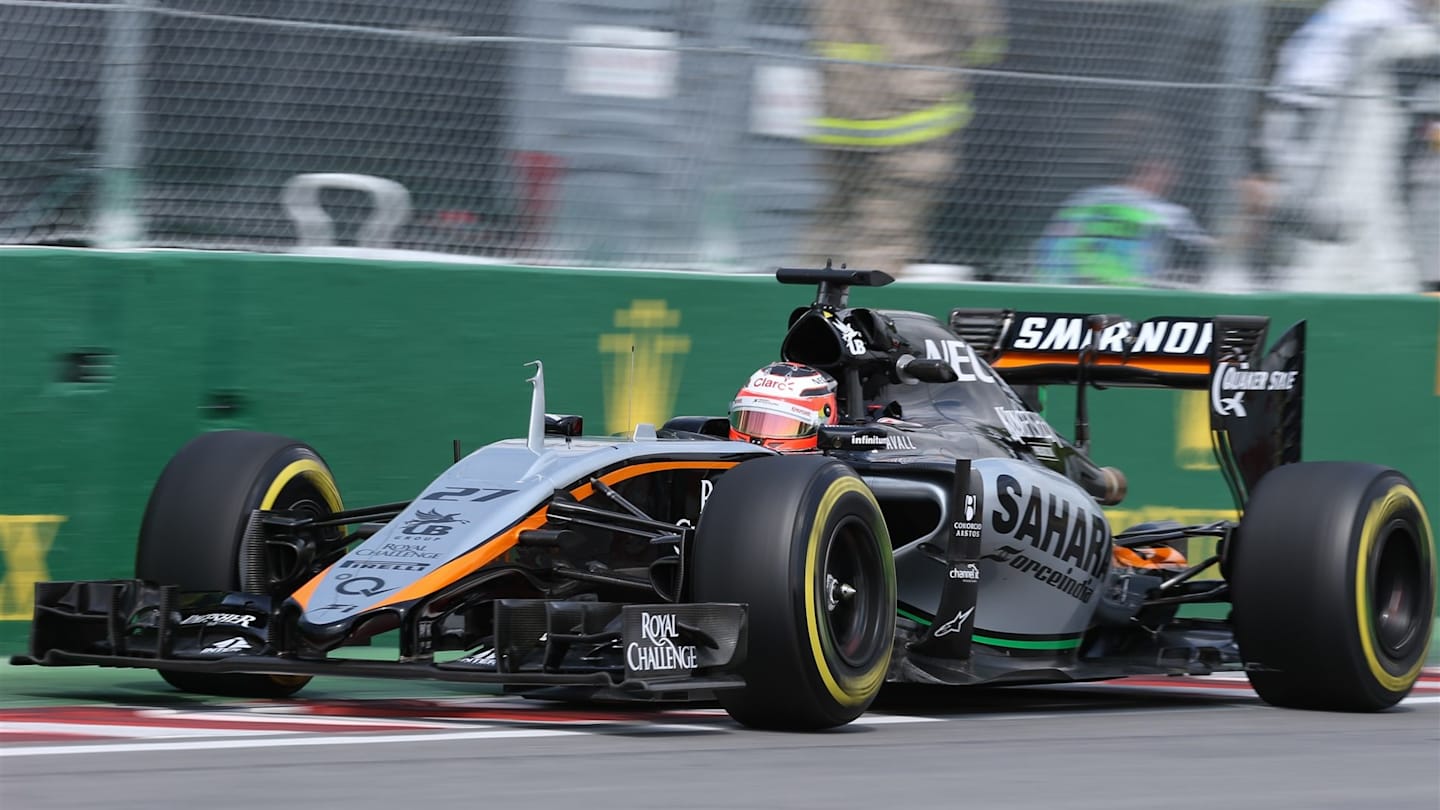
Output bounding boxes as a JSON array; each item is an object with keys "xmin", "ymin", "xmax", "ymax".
[{"xmin": 2, "ymin": 248, "xmax": 1437, "ymax": 659}]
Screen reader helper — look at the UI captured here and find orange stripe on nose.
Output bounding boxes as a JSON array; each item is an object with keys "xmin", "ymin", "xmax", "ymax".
[
  {"xmin": 288, "ymin": 565, "xmax": 330, "ymax": 611},
  {"xmin": 568, "ymin": 460, "xmax": 739, "ymax": 501},
  {"xmin": 370, "ymin": 510, "xmax": 549, "ymax": 609},
  {"xmin": 297, "ymin": 460, "xmax": 741, "ymax": 612}
]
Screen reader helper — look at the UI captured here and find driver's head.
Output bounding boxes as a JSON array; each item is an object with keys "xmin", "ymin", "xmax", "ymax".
[{"xmin": 728, "ymin": 362, "xmax": 838, "ymax": 452}]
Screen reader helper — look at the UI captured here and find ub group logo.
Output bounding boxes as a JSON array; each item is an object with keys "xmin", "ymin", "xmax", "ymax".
[
  {"xmin": 0, "ymin": 515, "xmax": 65, "ymax": 620},
  {"xmin": 401, "ymin": 508, "xmax": 469, "ymax": 537},
  {"xmin": 599, "ymin": 300, "xmax": 692, "ymax": 434}
]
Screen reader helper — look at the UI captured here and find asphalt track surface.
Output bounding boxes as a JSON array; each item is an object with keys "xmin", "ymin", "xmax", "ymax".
[{"xmin": 1, "ymin": 666, "xmax": 1437, "ymax": 810}]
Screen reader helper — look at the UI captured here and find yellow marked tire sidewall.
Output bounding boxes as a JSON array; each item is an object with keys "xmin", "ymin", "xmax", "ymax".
[
  {"xmin": 260, "ymin": 457, "xmax": 344, "ymax": 513},
  {"xmin": 802, "ymin": 475, "xmax": 894, "ymax": 708},
  {"xmin": 1355, "ymin": 484, "xmax": 1434, "ymax": 693},
  {"xmin": 254, "ymin": 453, "xmax": 340, "ymax": 690}
]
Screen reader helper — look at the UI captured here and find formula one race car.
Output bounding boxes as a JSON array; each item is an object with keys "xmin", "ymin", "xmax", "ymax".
[{"xmin": 15, "ymin": 267, "xmax": 1436, "ymax": 730}]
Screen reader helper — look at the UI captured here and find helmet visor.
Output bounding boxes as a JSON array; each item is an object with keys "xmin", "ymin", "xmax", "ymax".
[{"xmin": 730, "ymin": 408, "xmax": 817, "ymax": 439}]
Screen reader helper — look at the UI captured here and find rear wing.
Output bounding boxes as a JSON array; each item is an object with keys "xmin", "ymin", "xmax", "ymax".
[
  {"xmin": 950, "ymin": 308, "xmax": 1305, "ymax": 505},
  {"xmin": 949, "ymin": 309, "xmax": 1270, "ymax": 389}
]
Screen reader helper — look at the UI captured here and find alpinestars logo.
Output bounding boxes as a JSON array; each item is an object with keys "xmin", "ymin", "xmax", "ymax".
[
  {"xmin": 456, "ymin": 648, "xmax": 496, "ymax": 667},
  {"xmin": 200, "ymin": 637, "xmax": 252, "ymax": 655},
  {"xmin": 934, "ymin": 607, "xmax": 975, "ymax": 637}
]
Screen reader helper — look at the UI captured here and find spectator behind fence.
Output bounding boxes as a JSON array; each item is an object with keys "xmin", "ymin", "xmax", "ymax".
[
  {"xmin": 1032, "ymin": 111, "xmax": 1215, "ymax": 288},
  {"xmin": 800, "ymin": 0, "xmax": 1006, "ymax": 276},
  {"xmin": 1247, "ymin": 0, "xmax": 1440, "ymax": 292}
]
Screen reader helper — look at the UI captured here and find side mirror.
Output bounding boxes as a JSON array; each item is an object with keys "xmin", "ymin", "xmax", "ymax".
[
  {"xmin": 544, "ymin": 414, "xmax": 584, "ymax": 437},
  {"xmin": 895, "ymin": 355, "xmax": 959, "ymax": 384},
  {"xmin": 662, "ymin": 416, "xmax": 731, "ymax": 437}
]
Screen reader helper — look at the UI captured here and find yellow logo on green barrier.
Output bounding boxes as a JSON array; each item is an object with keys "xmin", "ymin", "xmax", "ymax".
[
  {"xmin": 1175, "ymin": 390, "xmax": 1218, "ymax": 470},
  {"xmin": 0, "ymin": 515, "xmax": 65, "ymax": 620},
  {"xmin": 599, "ymin": 300, "xmax": 692, "ymax": 434}
]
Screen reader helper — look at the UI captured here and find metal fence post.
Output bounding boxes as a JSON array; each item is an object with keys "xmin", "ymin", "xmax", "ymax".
[
  {"xmin": 95, "ymin": 0, "xmax": 150, "ymax": 248},
  {"xmin": 1214, "ymin": 0, "xmax": 1264, "ymax": 272}
]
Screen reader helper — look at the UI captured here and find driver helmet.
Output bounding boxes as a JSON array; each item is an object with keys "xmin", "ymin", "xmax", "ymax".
[{"xmin": 729, "ymin": 362, "xmax": 838, "ymax": 452}]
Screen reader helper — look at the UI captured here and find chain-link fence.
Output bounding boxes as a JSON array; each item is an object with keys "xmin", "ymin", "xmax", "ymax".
[{"xmin": 2, "ymin": 1, "xmax": 1437, "ymax": 291}]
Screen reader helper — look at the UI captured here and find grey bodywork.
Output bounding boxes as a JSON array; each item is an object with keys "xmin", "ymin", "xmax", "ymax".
[{"xmin": 302, "ymin": 304, "xmax": 1127, "ymax": 682}]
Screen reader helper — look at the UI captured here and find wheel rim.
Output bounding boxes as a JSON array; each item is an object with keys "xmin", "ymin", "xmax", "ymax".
[
  {"xmin": 821, "ymin": 515, "xmax": 888, "ymax": 669},
  {"xmin": 247, "ymin": 475, "xmax": 339, "ymax": 593},
  {"xmin": 1370, "ymin": 519, "xmax": 1425, "ymax": 660}
]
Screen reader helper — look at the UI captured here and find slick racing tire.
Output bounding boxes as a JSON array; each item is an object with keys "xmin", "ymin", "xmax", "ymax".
[
  {"xmin": 692, "ymin": 455, "xmax": 895, "ymax": 730},
  {"xmin": 1231, "ymin": 462, "xmax": 1435, "ymax": 711},
  {"xmin": 136, "ymin": 430, "xmax": 345, "ymax": 699}
]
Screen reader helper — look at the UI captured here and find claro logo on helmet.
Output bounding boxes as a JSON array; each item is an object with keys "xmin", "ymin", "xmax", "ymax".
[{"xmin": 747, "ymin": 374, "xmax": 798, "ymax": 392}]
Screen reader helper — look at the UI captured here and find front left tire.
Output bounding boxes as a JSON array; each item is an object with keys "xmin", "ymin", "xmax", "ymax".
[
  {"xmin": 691, "ymin": 455, "xmax": 896, "ymax": 730},
  {"xmin": 136, "ymin": 430, "xmax": 344, "ymax": 698}
]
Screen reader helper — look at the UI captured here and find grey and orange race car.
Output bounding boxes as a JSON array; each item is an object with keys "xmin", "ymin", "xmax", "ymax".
[{"xmin": 15, "ymin": 267, "xmax": 1435, "ymax": 730}]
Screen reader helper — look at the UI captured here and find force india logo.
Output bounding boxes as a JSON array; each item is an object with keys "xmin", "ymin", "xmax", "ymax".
[
  {"xmin": 626, "ymin": 611, "xmax": 698, "ymax": 672},
  {"xmin": 994, "ymin": 408, "xmax": 1058, "ymax": 443},
  {"xmin": 1210, "ymin": 362, "xmax": 1298, "ymax": 418}
]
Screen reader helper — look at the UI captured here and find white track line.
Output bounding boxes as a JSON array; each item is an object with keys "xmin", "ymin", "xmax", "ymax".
[
  {"xmin": 851, "ymin": 714, "xmax": 945, "ymax": 725},
  {"xmin": 135, "ymin": 710, "xmax": 465, "ymax": 729},
  {"xmin": 3, "ymin": 696, "xmax": 1431, "ymax": 758},
  {"xmin": 0, "ymin": 722, "xmax": 282, "ymax": 739},
  {"xmin": 0, "ymin": 727, "xmax": 582, "ymax": 758}
]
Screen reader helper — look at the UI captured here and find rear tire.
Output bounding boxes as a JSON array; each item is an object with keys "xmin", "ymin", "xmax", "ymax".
[
  {"xmin": 136, "ymin": 430, "xmax": 344, "ymax": 699},
  {"xmin": 1231, "ymin": 462, "xmax": 1435, "ymax": 711},
  {"xmin": 692, "ymin": 455, "xmax": 895, "ymax": 730}
]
